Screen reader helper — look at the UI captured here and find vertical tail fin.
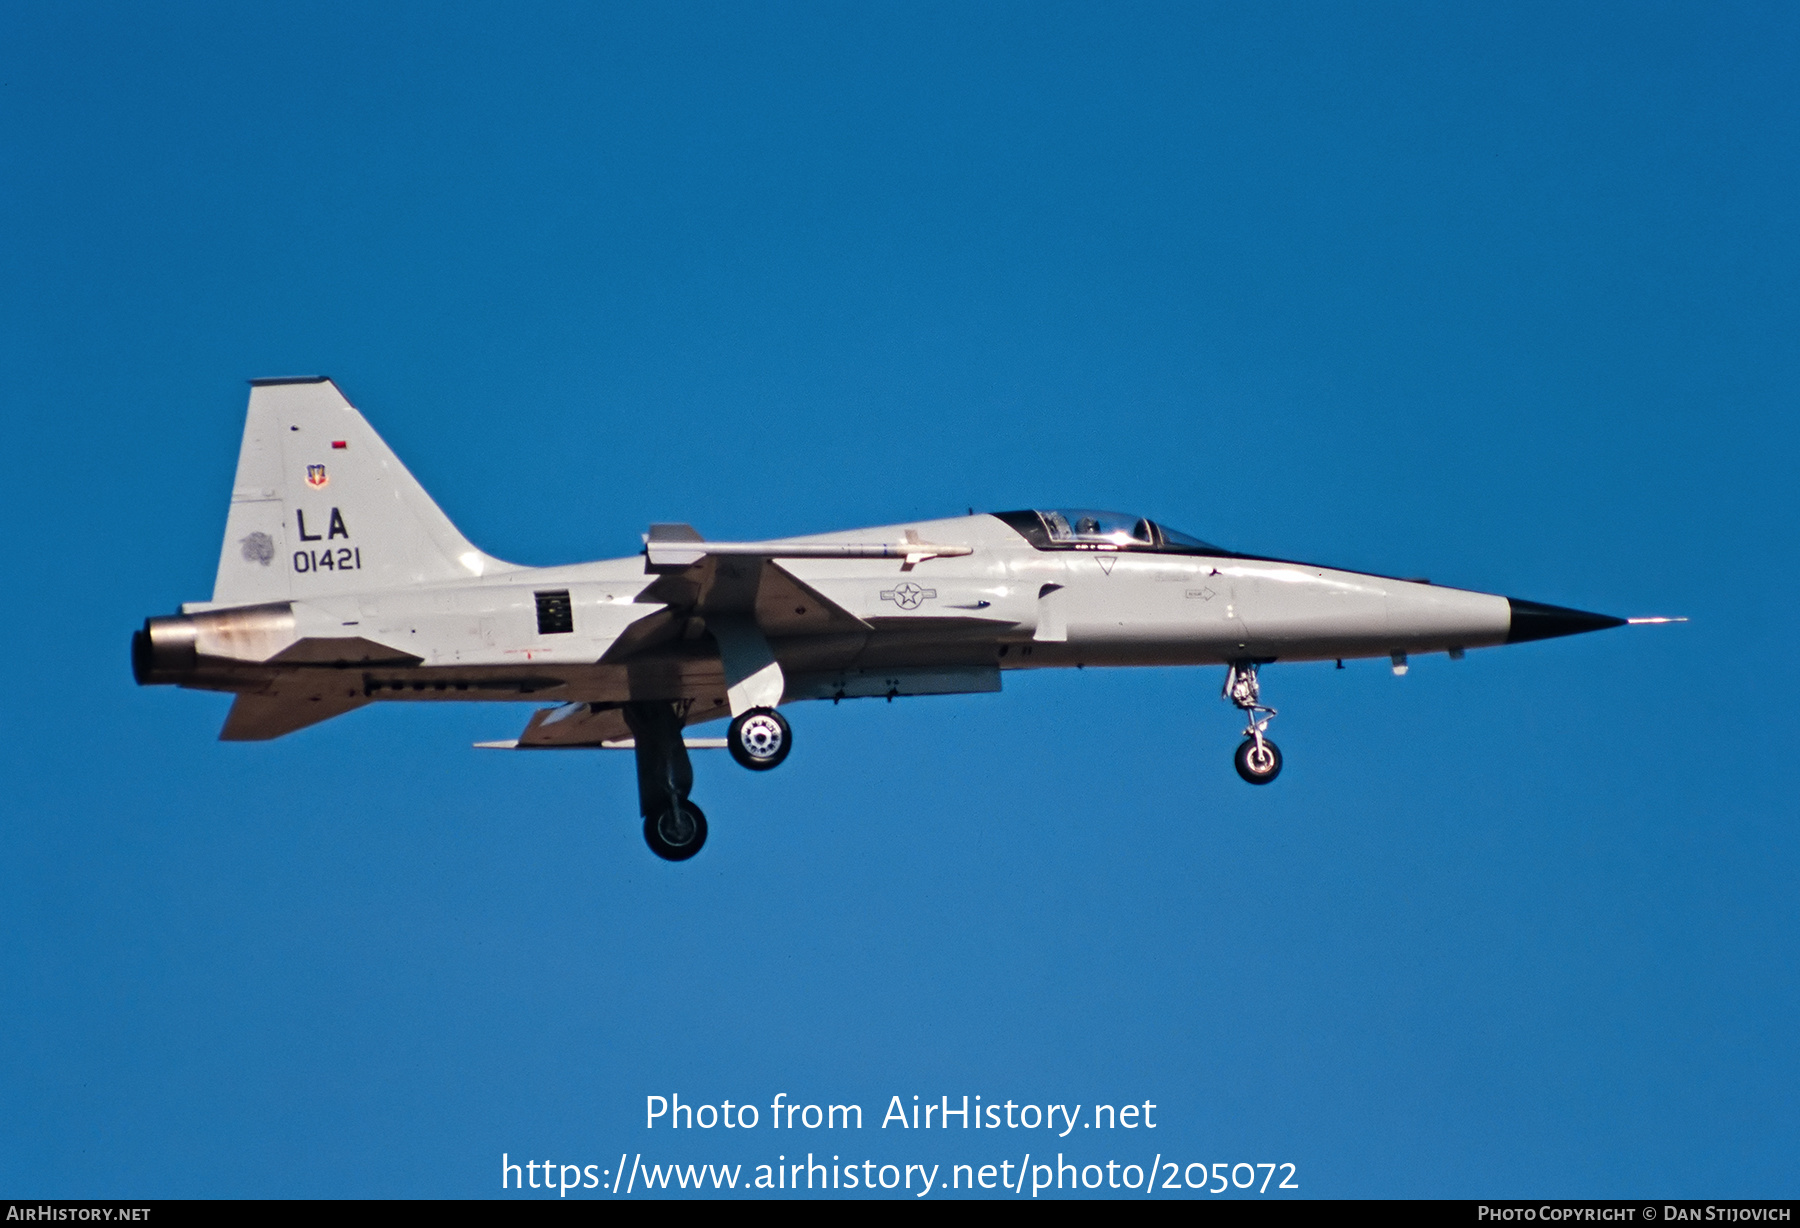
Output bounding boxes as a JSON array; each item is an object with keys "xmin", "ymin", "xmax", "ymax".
[{"xmin": 211, "ymin": 378, "xmax": 513, "ymax": 604}]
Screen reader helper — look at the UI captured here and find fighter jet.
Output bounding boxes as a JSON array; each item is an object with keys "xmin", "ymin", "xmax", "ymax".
[{"xmin": 133, "ymin": 379, "xmax": 1675, "ymax": 860}]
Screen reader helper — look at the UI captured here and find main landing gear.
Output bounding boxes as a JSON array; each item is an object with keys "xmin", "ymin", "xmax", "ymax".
[
  {"xmin": 625, "ymin": 702, "xmax": 796, "ymax": 860},
  {"xmin": 1225, "ymin": 661, "xmax": 1282, "ymax": 785},
  {"xmin": 644, "ymin": 800, "xmax": 708, "ymax": 861},
  {"xmin": 624, "ymin": 701, "xmax": 708, "ymax": 861},
  {"xmin": 728, "ymin": 707, "xmax": 791, "ymax": 771}
]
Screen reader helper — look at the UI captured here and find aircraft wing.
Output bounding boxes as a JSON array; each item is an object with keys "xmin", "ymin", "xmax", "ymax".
[
  {"xmin": 475, "ymin": 702, "xmax": 727, "ymax": 750},
  {"xmin": 637, "ymin": 522, "xmax": 972, "ymax": 633},
  {"xmin": 631, "ymin": 528, "xmax": 873, "ymax": 639}
]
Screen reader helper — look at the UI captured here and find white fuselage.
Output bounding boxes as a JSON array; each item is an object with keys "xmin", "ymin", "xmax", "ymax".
[{"xmin": 152, "ymin": 512, "xmax": 1510, "ymax": 727}]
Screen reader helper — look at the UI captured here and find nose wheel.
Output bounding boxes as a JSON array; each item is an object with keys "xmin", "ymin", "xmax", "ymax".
[
  {"xmin": 1234, "ymin": 737, "xmax": 1282, "ymax": 784},
  {"xmin": 1224, "ymin": 661, "xmax": 1283, "ymax": 785}
]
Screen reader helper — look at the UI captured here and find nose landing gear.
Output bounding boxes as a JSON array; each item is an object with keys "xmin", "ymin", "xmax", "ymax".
[
  {"xmin": 1234, "ymin": 737, "xmax": 1282, "ymax": 784},
  {"xmin": 1225, "ymin": 661, "xmax": 1282, "ymax": 784}
]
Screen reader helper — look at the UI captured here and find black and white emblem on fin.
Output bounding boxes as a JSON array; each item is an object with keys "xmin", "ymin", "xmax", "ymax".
[{"xmin": 240, "ymin": 532, "xmax": 274, "ymax": 566}]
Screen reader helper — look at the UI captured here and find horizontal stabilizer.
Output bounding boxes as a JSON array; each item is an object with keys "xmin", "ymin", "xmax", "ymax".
[{"xmin": 221, "ymin": 685, "xmax": 368, "ymax": 740}]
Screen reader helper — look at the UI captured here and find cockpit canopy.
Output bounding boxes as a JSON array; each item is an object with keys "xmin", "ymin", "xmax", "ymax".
[{"xmin": 994, "ymin": 509, "xmax": 1225, "ymax": 554}]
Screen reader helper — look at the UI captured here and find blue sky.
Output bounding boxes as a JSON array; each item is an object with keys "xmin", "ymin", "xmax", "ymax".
[{"xmin": 2, "ymin": 1, "xmax": 1796, "ymax": 1198}]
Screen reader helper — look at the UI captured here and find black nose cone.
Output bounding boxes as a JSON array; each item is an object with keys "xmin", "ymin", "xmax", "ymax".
[{"xmin": 1506, "ymin": 597, "xmax": 1627, "ymax": 644}]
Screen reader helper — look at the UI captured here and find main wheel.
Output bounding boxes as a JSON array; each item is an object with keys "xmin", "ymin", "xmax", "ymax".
[
  {"xmin": 1234, "ymin": 738, "xmax": 1283, "ymax": 785},
  {"xmin": 728, "ymin": 707, "xmax": 791, "ymax": 771},
  {"xmin": 644, "ymin": 800, "xmax": 708, "ymax": 861}
]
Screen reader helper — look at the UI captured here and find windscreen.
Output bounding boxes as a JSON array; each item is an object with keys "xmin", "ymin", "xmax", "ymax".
[
  {"xmin": 1041, "ymin": 509, "xmax": 1154, "ymax": 546},
  {"xmin": 995, "ymin": 509, "xmax": 1225, "ymax": 554}
]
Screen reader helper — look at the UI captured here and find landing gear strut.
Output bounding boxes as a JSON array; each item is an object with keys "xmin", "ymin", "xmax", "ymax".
[
  {"xmin": 1224, "ymin": 661, "xmax": 1282, "ymax": 785},
  {"xmin": 624, "ymin": 701, "xmax": 708, "ymax": 860}
]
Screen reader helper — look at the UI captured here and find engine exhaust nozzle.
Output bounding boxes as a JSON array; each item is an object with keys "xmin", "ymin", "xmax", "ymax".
[{"xmin": 131, "ymin": 615, "xmax": 198, "ymax": 685}]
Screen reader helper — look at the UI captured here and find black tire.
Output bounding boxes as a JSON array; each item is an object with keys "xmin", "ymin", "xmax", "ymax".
[
  {"xmin": 644, "ymin": 800, "xmax": 708, "ymax": 861},
  {"xmin": 1234, "ymin": 738, "xmax": 1283, "ymax": 785},
  {"xmin": 728, "ymin": 707, "xmax": 791, "ymax": 771}
]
